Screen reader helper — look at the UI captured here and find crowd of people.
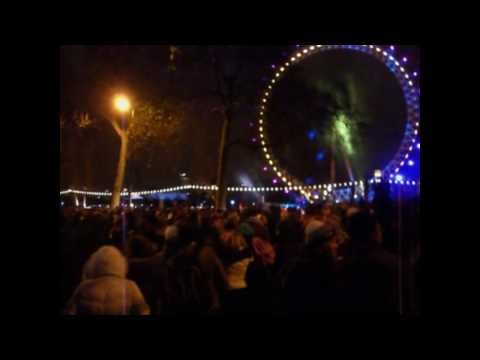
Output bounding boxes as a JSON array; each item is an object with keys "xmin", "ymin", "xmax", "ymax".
[{"xmin": 60, "ymin": 198, "xmax": 418, "ymax": 316}]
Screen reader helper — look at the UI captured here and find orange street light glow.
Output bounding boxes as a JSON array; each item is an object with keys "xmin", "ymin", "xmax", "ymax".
[{"xmin": 114, "ymin": 95, "xmax": 131, "ymax": 113}]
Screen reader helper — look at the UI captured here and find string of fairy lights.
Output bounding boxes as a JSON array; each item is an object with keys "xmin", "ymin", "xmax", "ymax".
[
  {"xmin": 60, "ymin": 179, "xmax": 419, "ymax": 198},
  {"xmin": 256, "ymin": 45, "xmax": 420, "ymax": 203}
]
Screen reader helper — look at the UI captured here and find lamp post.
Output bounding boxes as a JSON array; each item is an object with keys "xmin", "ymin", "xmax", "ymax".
[{"xmin": 110, "ymin": 95, "xmax": 134, "ymax": 208}]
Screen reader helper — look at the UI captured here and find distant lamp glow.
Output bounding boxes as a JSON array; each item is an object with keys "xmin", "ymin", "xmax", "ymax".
[
  {"xmin": 408, "ymin": 160, "xmax": 414, "ymax": 166},
  {"xmin": 374, "ymin": 169, "xmax": 382, "ymax": 178},
  {"xmin": 395, "ymin": 174, "xmax": 404, "ymax": 182},
  {"xmin": 114, "ymin": 95, "xmax": 131, "ymax": 113},
  {"xmin": 307, "ymin": 130, "xmax": 317, "ymax": 140},
  {"xmin": 230, "ymin": 200, "xmax": 235, "ymax": 206},
  {"xmin": 417, "ymin": 143, "xmax": 420, "ymax": 149},
  {"xmin": 316, "ymin": 151, "xmax": 325, "ymax": 161}
]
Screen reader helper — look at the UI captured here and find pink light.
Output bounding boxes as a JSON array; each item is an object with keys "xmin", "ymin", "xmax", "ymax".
[
  {"xmin": 273, "ymin": 179, "xmax": 278, "ymax": 184},
  {"xmin": 390, "ymin": 46, "xmax": 395, "ymax": 51},
  {"xmin": 403, "ymin": 57, "xmax": 408, "ymax": 62},
  {"xmin": 263, "ymin": 166, "xmax": 268, "ymax": 171}
]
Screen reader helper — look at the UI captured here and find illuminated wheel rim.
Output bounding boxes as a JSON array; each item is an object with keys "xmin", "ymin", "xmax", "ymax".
[{"xmin": 257, "ymin": 45, "xmax": 420, "ymax": 201}]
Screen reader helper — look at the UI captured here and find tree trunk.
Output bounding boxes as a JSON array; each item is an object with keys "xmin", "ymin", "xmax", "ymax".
[
  {"xmin": 215, "ymin": 110, "xmax": 232, "ymax": 210},
  {"xmin": 111, "ymin": 135, "xmax": 128, "ymax": 208}
]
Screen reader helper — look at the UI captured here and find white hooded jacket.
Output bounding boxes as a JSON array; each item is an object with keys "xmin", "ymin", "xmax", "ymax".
[{"xmin": 65, "ymin": 246, "xmax": 150, "ymax": 315}]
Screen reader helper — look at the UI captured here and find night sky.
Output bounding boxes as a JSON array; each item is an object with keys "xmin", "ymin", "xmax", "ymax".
[{"xmin": 60, "ymin": 45, "xmax": 419, "ymax": 191}]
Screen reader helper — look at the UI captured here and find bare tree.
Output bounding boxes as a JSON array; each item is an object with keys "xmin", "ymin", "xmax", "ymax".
[{"xmin": 108, "ymin": 101, "xmax": 185, "ymax": 208}]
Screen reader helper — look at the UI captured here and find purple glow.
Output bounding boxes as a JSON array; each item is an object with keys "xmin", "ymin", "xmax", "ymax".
[
  {"xmin": 263, "ymin": 166, "xmax": 268, "ymax": 171},
  {"xmin": 252, "ymin": 138, "xmax": 257, "ymax": 143},
  {"xmin": 403, "ymin": 57, "xmax": 407, "ymax": 62},
  {"xmin": 273, "ymin": 179, "xmax": 278, "ymax": 184},
  {"xmin": 390, "ymin": 45, "xmax": 395, "ymax": 51},
  {"xmin": 249, "ymin": 122, "xmax": 254, "ymax": 127},
  {"xmin": 417, "ymin": 143, "xmax": 420, "ymax": 149},
  {"xmin": 413, "ymin": 72, "xmax": 418, "ymax": 77},
  {"xmin": 271, "ymin": 64, "xmax": 276, "ymax": 69}
]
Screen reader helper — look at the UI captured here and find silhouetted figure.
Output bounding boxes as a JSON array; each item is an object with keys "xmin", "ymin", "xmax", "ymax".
[
  {"xmin": 340, "ymin": 210, "xmax": 398, "ymax": 313},
  {"xmin": 283, "ymin": 223, "xmax": 342, "ymax": 315}
]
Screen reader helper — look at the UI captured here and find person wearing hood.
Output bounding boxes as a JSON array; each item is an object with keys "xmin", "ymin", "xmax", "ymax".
[{"xmin": 64, "ymin": 246, "xmax": 150, "ymax": 315}]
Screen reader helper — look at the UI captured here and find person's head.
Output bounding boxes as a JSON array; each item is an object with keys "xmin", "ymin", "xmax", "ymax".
[
  {"xmin": 238, "ymin": 221, "xmax": 255, "ymax": 245},
  {"xmin": 176, "ymin": 221, "xmax": 197, "ymax": 247},
  {"xmin": 278, "ymin": 215, "xmax": 305, "ymax": 245},
  {"xmin": 287, "ymin": 207, "xmax": 301, "ymax": 221},
  {"xmin": 82, "ymin": 246, "xmax": 128, "ymax": 280},
  {"xmin": 165, "ymin": 223, "xmax": 179, "ymax": 243},
  {"xmin": 224, "ymin": 212, "xmax": 240, "ymax": 231},
  {"xmin": 346, "ymin": 210, "xmax": 383, "ymax": 252},
  {"xmin": 255, "ymin": 213, "xmax": 268, "ymax": 227},
  {"xmin": 321, "ymin": 202, "xmax": 333, "ymax": 219},
  {"xmin": 246, "ymin": 218, "xmax": 268, "ymax": 240},
  {"xmin": 241, "ymin": 207, "xmax": 259, "ymax": 222},
  {"xmin": 250, "ymin": 223, "xmax": 275, "ymax": 265},
  {"xmin": 220, "ymin": 231, "xmax": 247, "ymax": 255},
  {"xmin": 211, "ymin": 214, "xmax": 224, "ymax": 233},
  {"xmin": 306, "ymin": 223, "xmax": 339, "ymax": 260}
]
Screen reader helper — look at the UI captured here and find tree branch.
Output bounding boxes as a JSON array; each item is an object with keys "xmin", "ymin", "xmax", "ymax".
[{"xmin": 110, "ymin": 119, "xmax": 124, "ymax": 138}]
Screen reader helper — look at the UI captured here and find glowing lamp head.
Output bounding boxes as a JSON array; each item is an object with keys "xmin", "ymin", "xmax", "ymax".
[
  {"xmin": 114, "ymin": 95, "xmax": 131, "ymax": 113},
  {"xmin": 374, "ymin": 169, "xmax": 382, "ymax": 178}
]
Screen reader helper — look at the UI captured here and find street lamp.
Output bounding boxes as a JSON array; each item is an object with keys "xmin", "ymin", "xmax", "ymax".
[
  {"xmin": 111, "ymin": 94, "xmax": 134, "ymax": 209},
  {"xmin": 114, "ymin": 95, "xmax": 131, "ymax": 113}
]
